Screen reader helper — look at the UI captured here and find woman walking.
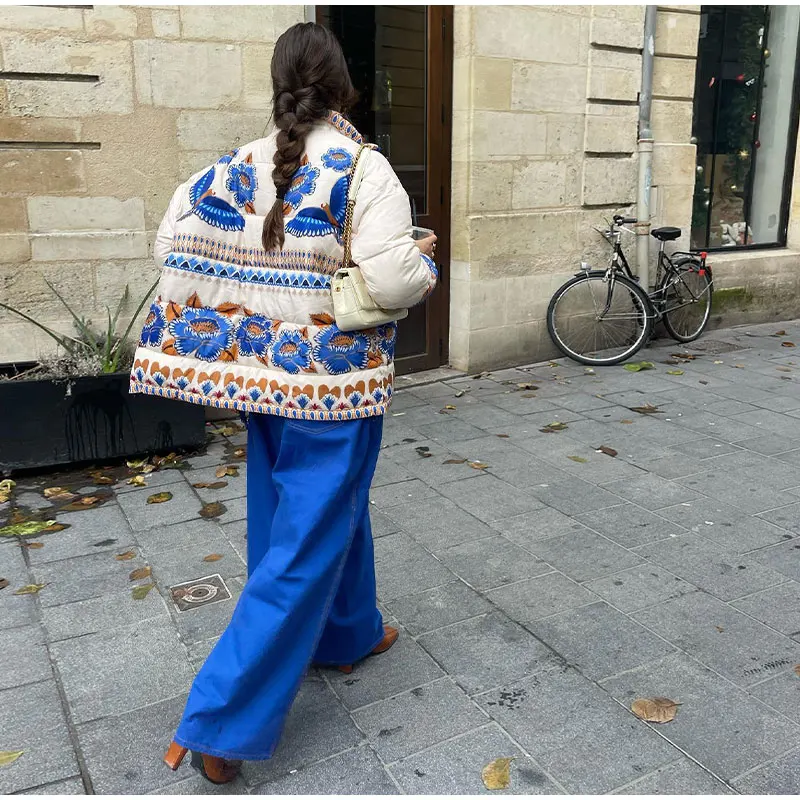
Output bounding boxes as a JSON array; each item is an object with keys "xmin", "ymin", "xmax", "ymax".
[{"xmin": 130, "ymin": 22, "xmax": 437, "ymax": 783}]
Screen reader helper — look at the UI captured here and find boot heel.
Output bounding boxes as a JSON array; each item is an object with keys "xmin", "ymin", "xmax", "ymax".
[{"xmin": 164, "ymin": 741, "xmax": 188, "ymax": 771}]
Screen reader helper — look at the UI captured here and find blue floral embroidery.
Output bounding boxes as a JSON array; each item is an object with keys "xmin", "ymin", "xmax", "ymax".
[
  {"xmin": 217, "ymin": 148, "xmax": 239, "ymax": 166},
  {"xmin": 375, "ymin": 323, "xmax": 397, "ymax": 357},
  {"xmin": 189, "ymin": 167, "xmax": 215, "ymax": 206},
  {"xmin": 321, "ymin": 147, "xmax": 353, "ymax": 172},
  {"xmin": 226, "ymin": 161, "xmax": 258, "ymax": 209},
  {"xmin": 313, "ymin": 327, "xmax": 369, "ymax": 375},
  {"xmin": 285, "ymin": 175, "xmax": 348, "ymax": 240},
  {"xmin": 189, "ymin": 196, "xmax": 245, "ymax": 232},
  {"xmin": 236, "ymin": 315, "xmax": 274, "ymax": 359},
  {"xmin": 140, "ymin": 303, "xmax": 166, "ymax": 347},
  {"xmin": 169, "ymin": 307, "xmax": 234, "ymax": 361},
  {"xmin": 284, "ymin": 164, "xmax": 319, "ymax": 211},
  {"xmin": 270, "ymin": 330, "xmax": 312, "ymax": 374}
]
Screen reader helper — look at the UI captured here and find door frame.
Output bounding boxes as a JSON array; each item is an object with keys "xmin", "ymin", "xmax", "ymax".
[{"xmin": 315, "ymin": 5, "xmax": 453, "ymax": 374}]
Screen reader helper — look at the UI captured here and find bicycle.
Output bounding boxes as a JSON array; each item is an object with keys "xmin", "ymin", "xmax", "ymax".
[{"xmin": 546, "ymin": 216, "xmax": 713, "ymax": 366}]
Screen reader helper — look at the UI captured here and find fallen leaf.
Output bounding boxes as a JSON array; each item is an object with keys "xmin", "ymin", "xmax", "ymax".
[
  {"xmin": 74, "ymin": 496, "xmax": 101, "ymax": 507},
  {"xmin": 794, "ymin": 665, "xmax": 800, "ymax": 678},
  {"xmin": 0, "ymin": 519, "xmax": 57, "ymax": 537},
  {"xmin": 43, "ymin": 486, "xmax": 74, "ymax": 500},
  {"xmin": 146, "ymin": 492, "xmax": 173, "ymax": 505},
  {"xmin": 0, "ymin": 578, "xmax": 9, "ymax": 590},
  {"xmin": 496, "ymin": 434, "xmax": 510, "ymax": 439},
  {"xmin": 714, "ymin": 360, "xmax": 724, "ymax": 365},
  {"xmin": 233, "ymin": 448, "xmax": 246, "ymax": 458},
  {"xmin": 215, "ymin": 466, "xmax": 239, "ymax": 478},
  {"xmin": 734, "ymin": 364, "xmax": 745, "ymax": 369},
  {"xmin": 132, "ymin": 583, "xmax": 155, "ymax": 600},
  {"xmin": 671, "ymin": 352, "xmax": 697, "ymax": 361},
  {"xmin": 203, "ymin": 554, "xmax": 224, "ymax": 562},
  {"xmin": 568, "ymin": 456, "xmax": 588, "ymax": 463},
  {"xmin": 443, "ymin": 458, "xmax": 467, "ymax": 465},
  {"xmin": 597, "ymin": 446, "xmax": 618, "ymax": 457},
  {"xmin": 624, "ymin": 361, "xmax": 655, "ymax": 372},
  {"xmin": 481, "ymin": 757, "xmax": 514, "ymax": 790},
  {"xmin": 127, "ymin": 458, "xmax": 148, "ymax": 470},
  {"xmin": 777, "ymin": 367, "xmax": 792, "ymax": 373},
  {"xmin": 541, "ymin": 422, "xmax": 568, "ymax": 432},
  {"xmin": 521, "ymin": 392, "xmax": 538, "ymax": 398},
  {"xmin": 774, "ymin": 330, "xmax": 787, "ymax": 337},
  {"xmin": 631, "ymin": 697, "xmax": 679, "ymax": 724},
  {"xmin": 127, "ymin": 475, "xmax": 147, "ymax": 487},
  {"xmin": 699, "ymin": 380, "xmax": 709, "ymax": 385},
  {"xmin": 219, "ymin": 424, "xmax": 243, "ymax": 436},
  {"xmin": 0, "ymin": 479, "xmax": 15, "ymax": 504},
  {"xmin": 0, "ymin": 750, "xmax": 24, "ymax": 768},
  {"xmin": 115, "ymin": 551, "xmax": 136, "ymax": 561},
  {"xmin": 22, "ymin": 542, "xmax": 44, "ymax": 549},
  {"xmin": 129, "ymin": 567, "xmax": 151, "ymax": 582},
  {"xmin": 454, "ymin": 390, "xmax": 465, "ymax": 398},
  {"xmin": 43, "ymin": 522, "xmax": 68, "ymax": 533},
  {"xmin": 200, "ymin": 501, "xmax": 226, "ymax": 519},
  {"xmin": 443, "ymin": 404, "xmax": 457, "ymax": 411},
  {"xmin": 585, "ymin": 368, "xmax": 596, "ymax": 375},
  {"xmin": 782, "ymin": 342, "xmax": 796, "ymax": 348},
  {"xmin": 141, "ymin": 464, "xmax": 157, "ymax": 474},
  {"xmin": 630, "ymin": 404, "xmax": 662, "ymax": 415},
  {"xmin": 715, "ymin": 625, "xmax": 724, "ymax": 633},
  {"xmin": 620, "ymin": 419, "xmax": 634, "ymax": 425},
  {"xmin": 667, "ymin": 369, "xmax": 685, "ymax": 376},
  {"xmin": 517, "ymin": 383, "xmax": 538, "ymax": 391},
  {"xmin": 192, "ymin": 481, "xmax": 228, "ymax": 489},
  {"xmin": 469, "ymin": 461, "xmax": 489, "ymax": 470},
  {"xmin": 14, "ymin": 584, "xmax": 45, "ymax": 596},
  {"xmin": 93, "ymin": 476, "xmax": 116, "ymax": 486}
]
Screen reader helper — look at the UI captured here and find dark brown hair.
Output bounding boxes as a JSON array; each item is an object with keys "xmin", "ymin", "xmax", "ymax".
[{"xmin": 262, "ymin": 22, "xmax": 357, "ymax": 251}]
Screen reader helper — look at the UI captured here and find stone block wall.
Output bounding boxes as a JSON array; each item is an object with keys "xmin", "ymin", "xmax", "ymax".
[{"xmin": 0, "ymin": 5, "xmax": 302, "ymax": 365}]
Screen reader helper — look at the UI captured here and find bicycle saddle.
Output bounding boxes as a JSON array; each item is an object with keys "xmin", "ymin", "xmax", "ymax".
[{"xmin": 651, "ymin": 227, "xmax": 682, "ymax": 241}]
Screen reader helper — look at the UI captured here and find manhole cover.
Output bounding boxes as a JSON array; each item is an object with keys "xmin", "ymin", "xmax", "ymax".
[
  {"xmin": 170, "ymin": 574, "xmax": 231, "ymax": 612},
  {"xmin": 685, "ymin": 340, "xmax": 749, "ymax": 354}
]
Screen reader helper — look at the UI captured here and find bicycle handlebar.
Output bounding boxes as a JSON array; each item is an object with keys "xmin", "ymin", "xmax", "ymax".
[{"xmin": 613, "ymin": 215, "xmax": 637, "ymax": 225}]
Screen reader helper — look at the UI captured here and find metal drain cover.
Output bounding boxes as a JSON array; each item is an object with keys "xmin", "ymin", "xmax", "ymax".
[
  {"xmin": 170, "ymin": 574, "xmax": 231, "ymax": 612},
  {"xmin": 685, "ymin": 340, "xmax": 749, "ymax": 354}
]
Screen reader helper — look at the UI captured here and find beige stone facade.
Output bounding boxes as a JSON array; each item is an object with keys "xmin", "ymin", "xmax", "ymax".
[{"xmin": 2, "ymin": 5, "xmax": 799, "ymax": 373}]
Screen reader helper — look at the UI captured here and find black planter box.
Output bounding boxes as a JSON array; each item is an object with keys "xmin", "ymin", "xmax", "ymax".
[{"xmin": 0, "ymin": 371, "xmax": 206, "ymax": 474}]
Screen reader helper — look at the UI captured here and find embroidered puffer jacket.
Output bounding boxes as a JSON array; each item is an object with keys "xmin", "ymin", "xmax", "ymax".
[{"xmin": 129, "ymin": 113, "xmax": 437, "ymax": 421}]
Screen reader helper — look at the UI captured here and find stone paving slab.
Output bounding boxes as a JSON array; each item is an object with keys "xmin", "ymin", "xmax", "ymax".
[{"xmin": 6, "ymin": 320, "xmax": 800, "ymax": 794}]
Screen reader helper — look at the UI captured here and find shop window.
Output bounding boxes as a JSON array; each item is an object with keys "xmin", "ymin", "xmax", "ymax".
[{"xmin": 691, "ymin": 6, "xmax": 800, "ymax": 249}]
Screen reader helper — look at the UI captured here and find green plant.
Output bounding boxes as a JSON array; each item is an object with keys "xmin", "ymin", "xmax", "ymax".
[{"xmin": 0, "ymin": 278, "xmax": 158, "ymax": 375}]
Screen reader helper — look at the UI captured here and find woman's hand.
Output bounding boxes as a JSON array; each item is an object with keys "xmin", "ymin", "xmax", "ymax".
[{"xmin": 414, "ymin": 233, "xmax": 437, "ymax": 259}]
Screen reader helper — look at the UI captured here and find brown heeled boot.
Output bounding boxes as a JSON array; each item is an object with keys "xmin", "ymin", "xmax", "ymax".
[
  {"xmin": 337, "ymin": 625, "xmax": 399, "ymax": 675},
  {"xmin": 164, "ymin": 741, "xmax": 241, "ymax": 785}
]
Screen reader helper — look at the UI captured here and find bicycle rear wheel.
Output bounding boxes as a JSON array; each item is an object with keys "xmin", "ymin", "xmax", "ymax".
[
  {"xmin": 661, "ymin": 258, "xmax": 713, "ymax": 343},
  {"xmin": 546, "ymin": 272, "xmax": 653, "ymax": 366}
]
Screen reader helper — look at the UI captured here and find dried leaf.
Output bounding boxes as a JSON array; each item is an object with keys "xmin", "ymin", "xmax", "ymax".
[
  {"xmin": 624, "ymin": 361, "xmax": 655, "ymax": 373},
  {"xmin": 777, "ymin": 367, "xmax": 792, "ymax": 373},
  {"xmin": 141, "ymin": 464, "xmax": 157, "ymax": 475},
  {"xmin": 215, "ymin": 466, "xmax": 239, "ymax": 478},
  {"xmin": 44, "ymin": 521, "xmax": 69, "ymax": 532},
  {"xmin": 443, "ymin": 404, "xmax": 457, "ymax": 411},
  {"xmin": 667, "ymin": 369, "xmax": 685, "ymax": 376},
  {"xmin": 0, "ymin": 750, "xmax": 24, "ymax": 768},
  {"xmin": 192, "ymin": 481, "xmax": 228, "ymax": 489},
  {"xmin": 132, "ymin": 583, "xmax": 155, "ymax": 601},
  {"xmin": 443, "ymin": 458, "xmax": 467, "ymax": 465},
  {"xmin": 541, "ymin": 421, "xmax": 568, "ymax": 432},
  {"xmin": 43, "ymin": 486, "xmax": 74, "ymax": 500},
  {"xmin": 794, "ymin": 665, "xmax": 800, "ymax": 678},
  {"xmin": 128, "ymin": 475, "xmax": 147, "ymax": 487},
  {"xmin": 22, "ymin": 541, "xmax": 44, "ymax": 549},
  {"xmin": 481, "ymin": 757, "xmax": 514, "ymax": 790},
  {"xmin": 671, "ymin": 352, "xmax": 697, "ymax": 361},
  {"xmin": 75, "ymin": 496, "xmax": 101, "ymax": 507},
  {"xmin": 14, "ymin": 584, "xmax": 45, "ymax": 596},
  {"xmin": 620, "ymin": 419, "xmax": 634, "ymax": 425},
  {"xmin": 630, "ymin": 404, "xmax": 662, "ymax": 415},
  {"xmin": 200, "ymin": 502, "xmax": 226, "ymax": 519},
  {"xmin": 233, "ymin": 448, "xmax": 246, "ymax": 458},
  {"xmin": 496, "ymin": 434, "xmax": 510, "ymax": 439},
  {"xmin": 782, "ymin": 342, "xmax": 796, "ymax": 348},
  {"xmin": 203, "ymin": 554, "xmax": 224, "ymax": 562},
  {"xmin": 469, "ymin": 461, "xmax": 489, "ymax": 470},
  {"xmin": 517, "ymin": 383, "xmax": 538, "ymax": 391},
  {"xmin": 597, "ymin": 446, "xmax": 618, "ymax": 458},
  {"xmin": 454, "ymin": 391, "xmax": 465, "ymax": 398},
  {"xmin": 0, "ymin": 578, "xmax": 7, "ymax": 590},
  {"xmin": 774, "ymin": 330, "xmax": 787, "ymax": 337},
  {"xmin": 631, "ymin": 697, "xmax": 679, "ymax": 724},
  {"xmin": 521, "ymin": 392, "xmax": 538, "ymax": 399},
  {"xmin": 0, "ymin": 519, "xmax": 57, "ymax": 537},
  {"xmin": 146, "ymin": 492, "xmax": 173, "ymax": 505},
  {"xmin": 568, "ymin": 456, "xmax": 588, "ymax": 463},
  {"xmin": 115, "ymin": 550, "xmax": 136, "ymax": 561},
  {"xmin": 129, "ymin": 566, "xmax": 151, "ymax": 582},
  {"xmin": 0, "ymin": 479, "xmax": 15, "ymax": 504},
  {"xmin": 219, "ymin": 424, "xmax": 243, "ymax": 436},
  {"xmin": 127, "ymin": 458, "xmax": 148, "ymax": 470},
  {"xmin": 93, "ymin": 476, "xmax": 116, "ymax": 486}
]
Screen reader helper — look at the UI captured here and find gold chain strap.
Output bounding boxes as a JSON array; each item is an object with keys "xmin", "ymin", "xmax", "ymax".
[{"xmin": 341, "ymin": 144, "xmax": 372, "ymax": 269}]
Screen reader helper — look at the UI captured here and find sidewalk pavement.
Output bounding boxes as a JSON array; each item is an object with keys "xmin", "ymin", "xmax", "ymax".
[{"xmin": 3, "ymin": 320, "xmax": 800, "ymax": 795}]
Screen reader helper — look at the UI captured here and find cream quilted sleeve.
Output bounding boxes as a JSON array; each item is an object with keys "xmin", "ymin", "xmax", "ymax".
[
  {"xmin": 349, "ymin": 149, "xmax": 438, "ymax": 310},
  {"xmin": 153, "ymin": 175, "xmax": 197, "ymax": 267}
]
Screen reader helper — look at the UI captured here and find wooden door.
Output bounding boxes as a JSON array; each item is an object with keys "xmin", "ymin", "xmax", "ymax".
[{"xmin": 317, "ymin": 5, "xmax": 453, "ymax": 373}]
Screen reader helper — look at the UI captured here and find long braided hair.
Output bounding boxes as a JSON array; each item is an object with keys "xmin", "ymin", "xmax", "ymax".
[{"xmin": 262, "ymin": 22, "xmax": 357, "ymax": 252}]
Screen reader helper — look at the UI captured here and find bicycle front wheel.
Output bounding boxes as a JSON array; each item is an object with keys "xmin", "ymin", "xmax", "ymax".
[
  {"xmin": 547, "ymin": 272, "xmax": 653, "ymax": 366},
  {"xmin": 661, "ymin": 258, "xmax": 713, "ymax": 343}
]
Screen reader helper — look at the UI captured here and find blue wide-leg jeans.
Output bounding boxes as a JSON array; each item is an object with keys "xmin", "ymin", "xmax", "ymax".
[{"xmin": 173, "ymin": 414, "xmax": 385, "ymax": 760}]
